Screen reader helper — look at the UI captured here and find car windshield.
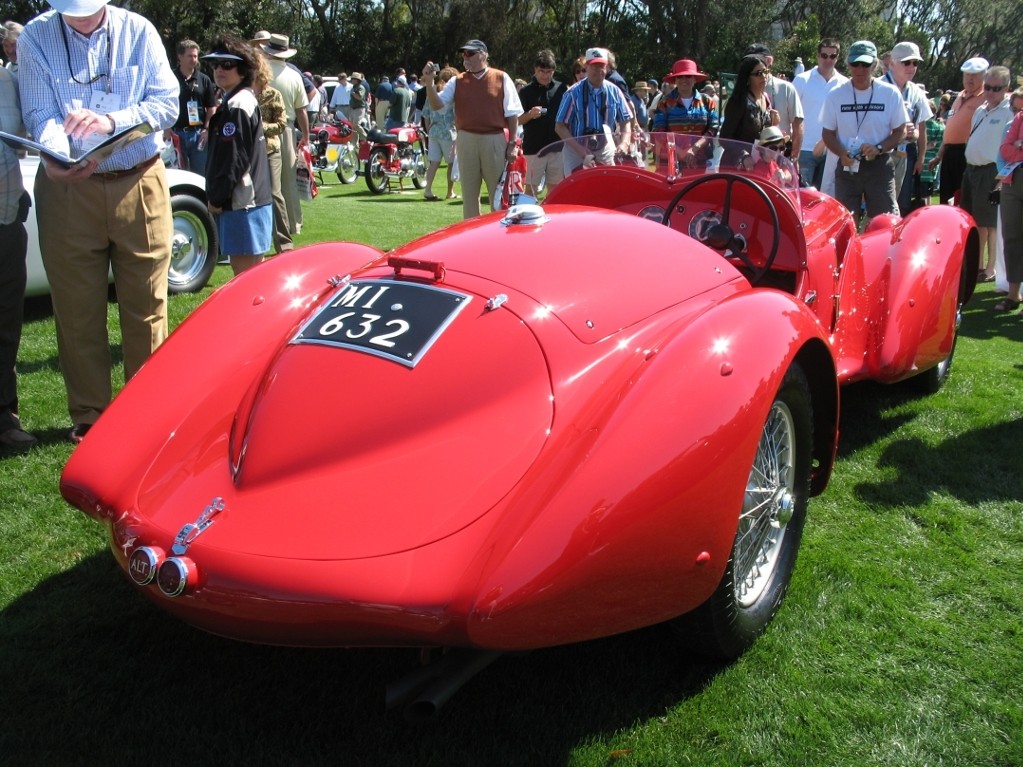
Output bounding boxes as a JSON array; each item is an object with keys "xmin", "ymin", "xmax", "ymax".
[{"xmin": 529, "ymin": 132, "xmax": 800, "ymax": 204}]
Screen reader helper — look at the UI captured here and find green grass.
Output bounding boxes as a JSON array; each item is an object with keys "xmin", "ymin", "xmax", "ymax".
[{"xmin": 2, "ymin": 182, "xmax": 1022, "ymax": 765}]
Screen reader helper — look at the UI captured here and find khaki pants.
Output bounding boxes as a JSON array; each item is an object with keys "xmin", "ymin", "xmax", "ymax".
[
  {"xmin": 280, "ymin": 126, "xmax": 303, "ymax": 235},
  {"xmin": 457, "ymin": 130, "xmax": 506, "ymax": 219},
  {"xmin": 35, "ymin": 160, "xmax": 171, "ymax": 424}
]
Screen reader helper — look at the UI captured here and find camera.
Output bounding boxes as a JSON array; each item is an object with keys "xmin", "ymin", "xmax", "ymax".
[
  {"xmin": 583, "ymin": 129, "xmax": 604, "ymax": 152},
  {"xmin": 538, "ymin": 108, "xmax": 547, "ymax": 115}
]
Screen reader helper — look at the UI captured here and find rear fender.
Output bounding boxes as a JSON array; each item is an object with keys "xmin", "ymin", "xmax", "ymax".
[
  {"xmin": 61, "ymin": 243, "xmax": 385, "ymax": 518},
  {"xmin": 464, "ymin": 289, "xmax": 837, "ymax": 649}
]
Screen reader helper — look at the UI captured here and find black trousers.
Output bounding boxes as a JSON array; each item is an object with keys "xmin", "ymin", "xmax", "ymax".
[{"xmin": 0, "ymin": 218, "xmax": 27, "ymax": 431}]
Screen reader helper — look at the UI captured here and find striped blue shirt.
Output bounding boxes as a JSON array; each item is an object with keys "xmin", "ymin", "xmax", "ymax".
[
  {"xmin": 18, "ymin": 7, "xmax": 178, "ymax": 172},
  {"xmin": 555, "ymin": 79, "xmax": 631, "ymax": 137},
  {"xmin": 0, "ymin": 67, "xmax": 25, "ymax": 224}
]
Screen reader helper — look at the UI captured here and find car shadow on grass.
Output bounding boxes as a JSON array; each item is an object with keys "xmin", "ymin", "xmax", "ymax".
[{"xmin": 0, "ymin": 551, "xmax": 725, "ymax": 766}]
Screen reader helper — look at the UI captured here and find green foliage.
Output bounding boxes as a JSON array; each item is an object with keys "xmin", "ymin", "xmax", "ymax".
[
  {"xmin": 6, "ymin": 0, "xmax": 1017, "ymax": 97},
  {"xmin": 2, "ymin": 180, "xmax": 1022, "ymax": 763}
]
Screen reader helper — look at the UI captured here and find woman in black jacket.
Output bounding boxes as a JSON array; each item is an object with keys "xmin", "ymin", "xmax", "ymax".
[
  {"xmin": 720, "ymin": 54, "xmax": 778, "ymax": 145},
  {"xmin": 203, "ymin": 35, "xmax": 273, "ymax": 276}
]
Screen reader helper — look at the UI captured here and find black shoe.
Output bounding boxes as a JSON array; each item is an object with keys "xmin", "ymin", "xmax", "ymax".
[
  {"xmin": 69, "ymin": 423, "xmax": 93, "ymax": 444},
  {"xmin": 0, "ymin": 427, "xmax": 38, "ymax": 451}
]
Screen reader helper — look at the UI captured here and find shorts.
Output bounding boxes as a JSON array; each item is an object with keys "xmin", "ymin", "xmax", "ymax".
[
  {"xmin": 960, "ymin": 162, "xmax": 999, "ymax": 227},
  {"xmin": 526, "ymin": 150, "xmax": 564, "ymax": 191},
  {"xmin": 428, "ymin": 131, "xmax": 456, "ymax": 164}
]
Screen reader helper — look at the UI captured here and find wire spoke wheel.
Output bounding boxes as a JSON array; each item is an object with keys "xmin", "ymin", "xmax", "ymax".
[{"xmin": 734, "ymin": 399, "xmax": 796, "ymax": 607}]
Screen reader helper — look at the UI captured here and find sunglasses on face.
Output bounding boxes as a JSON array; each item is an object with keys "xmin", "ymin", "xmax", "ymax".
[
  {"xmin": 210, "ymin": 60, "xmax": 238, "ymax": 70},
  {"xmin": 849, "ymin": 62, "xmax": 872, "ymax": 69},
  {"xmin": 461, "ymin": 50, "xmax": 481, "ymax": 58},
  {"xmin": 751, "ymin": 69, "xmax": 769, "ymax": 77},
  {"xmin": 819, "ymin": 52, "xmax": 838, "ymax": 60},
  {"xmin": 901, "ymin": 60, "xmax": 921, "ymax": 67},
  {"xmin": 985, "ymin": 84, "xmax": 1006, "ymax": 92}
]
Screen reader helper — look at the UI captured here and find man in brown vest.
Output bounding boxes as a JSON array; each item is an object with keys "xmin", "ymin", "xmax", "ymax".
[{"xmin": 422, "ymin": 39, "xmax": 523, "ymax": 218}]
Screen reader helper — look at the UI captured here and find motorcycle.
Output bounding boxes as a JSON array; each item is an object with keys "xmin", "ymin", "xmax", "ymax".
[
  {"xmin": 362, "ymin": 124, "xmax": 428, "ymax": 194},
  {"xmin": 309, "ymin": 117, "xmax": 360, "ymax": 185}
]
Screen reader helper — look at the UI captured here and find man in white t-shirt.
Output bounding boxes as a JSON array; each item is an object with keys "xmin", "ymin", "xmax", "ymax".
[
  {"xmin": 821, "ymin": 40, "xmax": 908, "ymax": 221},
  {"xmin": 794, "ymin": 38, "xmax": 848, "ymax": 189}
]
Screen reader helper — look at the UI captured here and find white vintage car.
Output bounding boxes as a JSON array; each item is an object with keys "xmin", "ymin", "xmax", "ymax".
[{"xmin": 22, "ymin": 154, "xmax": 219, "ymax": 297}]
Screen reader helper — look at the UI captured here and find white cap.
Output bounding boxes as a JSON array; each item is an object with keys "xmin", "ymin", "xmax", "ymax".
[{"xmin": 960, "ymin": 57, "xmax": 989, "ymax": 74}]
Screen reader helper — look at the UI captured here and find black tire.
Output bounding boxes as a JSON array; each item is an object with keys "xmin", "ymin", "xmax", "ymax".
[
  {"xmin": 909, "ymin": 268, "xmax": 964, "ymax": 394},
  {"xmin": 365, "ymin": 147, "xmax": 389, "ymax": 194},
  {"xmin": 336, "ymin": 143, "xmax": 359, "ymax": 185},
  {"xmin": 911, "ymin": 335, "xmax": 957, "ymax": 394},
  {"xmin": 673, "ymin": 363, "xmax": 813, "ymax": 660},
  {"xmin": 410, "ymin": 143, "xmax": 427, "ymax": 189},
  {"xmin": 168, "ymin": 193, "xmax": 218, "ymax": 294}
]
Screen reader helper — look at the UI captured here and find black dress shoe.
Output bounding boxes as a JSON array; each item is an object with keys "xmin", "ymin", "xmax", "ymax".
[
  {"xmin": 69, "ymin": 423, "xmax": 93, "ymax": 444},
  {"xmin": 0, "ymin": 427, "xmax": 38, "ymax": 451}
]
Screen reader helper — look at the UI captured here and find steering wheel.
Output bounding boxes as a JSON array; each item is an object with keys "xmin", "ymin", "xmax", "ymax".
[{"xmin": 661, "ymin": 173, "xmax": 781, "ymax": 284}]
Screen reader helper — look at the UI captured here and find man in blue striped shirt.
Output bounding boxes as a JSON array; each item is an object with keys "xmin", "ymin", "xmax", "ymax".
[
  {"xmin": 18, "ymin": 0, "xmax": 178, "ymax": 443},
  {"xmin": 554, "ymin": 47, "xmax": 632, "ymax": 176}
]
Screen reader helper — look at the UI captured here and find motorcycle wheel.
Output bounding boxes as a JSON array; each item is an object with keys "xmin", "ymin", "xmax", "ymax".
[
  {"xmin": 336, "ymin": 144, "xmax": 359, "ymax": 185},
  {"xmin": 411, "ymin": 144, "xmax": 427, "ymax": 189},
  {"xmin": 365, "ymin": 147, "xmax": 389, "ymax": 194}
]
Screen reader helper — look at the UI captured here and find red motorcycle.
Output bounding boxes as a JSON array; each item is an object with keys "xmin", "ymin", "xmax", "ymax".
[
  {"xmin": 309, "ymin": 117, "xmax": 360, "ymax": 185},
  {"xmin": 362, "ymin": 125, "xmax": 428, "ymax": 194}
]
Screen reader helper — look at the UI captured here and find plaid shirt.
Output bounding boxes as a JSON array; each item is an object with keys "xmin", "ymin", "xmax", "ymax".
[
  {"xmin": 18, "ymin": 7, "xmax": 177, "ymax": 173},
  {"xmin": 0, "ymin": 67, "xmax": 24, "ymax": 225}
]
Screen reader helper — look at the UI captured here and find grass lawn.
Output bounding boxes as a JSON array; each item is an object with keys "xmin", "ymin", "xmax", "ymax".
[{"xmin": 1, "ymin": 180, "xmax": 1021, "ymax": 766}]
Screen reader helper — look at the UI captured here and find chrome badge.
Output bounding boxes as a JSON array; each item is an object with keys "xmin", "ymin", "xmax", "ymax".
[{"xmin": 171, "ymin": 497, "xmax": 225, "ymax": 556}]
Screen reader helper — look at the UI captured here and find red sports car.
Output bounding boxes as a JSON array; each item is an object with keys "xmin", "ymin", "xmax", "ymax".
[{"xmin": 61, "ymin": 136, "xmax": 978, "ymax": 719}]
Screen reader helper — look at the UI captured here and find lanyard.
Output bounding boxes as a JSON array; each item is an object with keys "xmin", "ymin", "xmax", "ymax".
[
  {"xmin": 852, "ymin": 82, "xmax": 874, "ymax": 133},
  {"xmin": 60, "ymin": 16, "xmax": 113, "ymax": 92}
]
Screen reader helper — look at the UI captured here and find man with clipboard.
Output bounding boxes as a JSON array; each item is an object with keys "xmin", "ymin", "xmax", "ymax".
[{"xmin": 17, "ymin": 0, "xmax": 177, "ymax": 444}]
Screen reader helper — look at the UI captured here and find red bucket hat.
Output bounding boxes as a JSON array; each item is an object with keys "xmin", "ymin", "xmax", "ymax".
[{"xmin": 665, "ymin": 59, "xmax": 708, "ymax": 80}]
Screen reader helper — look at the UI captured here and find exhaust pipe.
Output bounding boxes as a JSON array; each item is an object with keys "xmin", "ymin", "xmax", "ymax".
[{"xmin": 385, "ymin": 649, "xmax": 502, "ymax": 723}]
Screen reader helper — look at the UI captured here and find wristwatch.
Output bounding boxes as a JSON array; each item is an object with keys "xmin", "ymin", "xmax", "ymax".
[{"xmin": 875, "ymin": 143, "xmax": 884, "ymax": 153}]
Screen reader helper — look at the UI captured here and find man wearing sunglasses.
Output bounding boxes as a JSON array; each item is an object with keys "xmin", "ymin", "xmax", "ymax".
[
  {"xmin": 820, "ymin": 40, "xmax": 908, "ymax": 222},
  {"xmin": 18, "ymin": 0, "xmax": 177, "ymax": 444},
  {"xmin": 929, "ymin": 57, "xmax": 988, "ymax": 204},
  {"xmin": 963, "ymin": 66, "xmax": 1013, "ymax": 282},
  {"xmin": 882, "ymin": 42, "xmax": 933, "ymax": 214},
  {"xmin": 422, "ymin": 39, "xmax": 523, "ymax": 219},
  {"xmin": 794, "ymin": 38, "xmax": 848, "ymax": 189}
]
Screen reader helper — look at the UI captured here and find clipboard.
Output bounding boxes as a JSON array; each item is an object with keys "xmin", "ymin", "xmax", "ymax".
[{"xmin": 0, "ymin": 122, "xmax": 154, "ymax": 169}]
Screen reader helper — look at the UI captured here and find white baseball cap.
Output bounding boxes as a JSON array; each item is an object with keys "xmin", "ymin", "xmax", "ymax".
[{"xmin": 48, "ymin": 0, "xmax": 109, "ymax": 16}]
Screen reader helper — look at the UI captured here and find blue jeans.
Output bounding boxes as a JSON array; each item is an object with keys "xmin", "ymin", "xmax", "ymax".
[
  {"xmin": 799, "ymin": 149, "xmax": 825, "ymax": 189},
  {"xmin": 174, "ymin": 128, "xmax": 208, "ymax": 174}
]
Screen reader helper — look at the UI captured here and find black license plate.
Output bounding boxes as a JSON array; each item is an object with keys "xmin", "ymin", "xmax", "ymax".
[{"xmin": 292, "ymin": 280, "xmax": 471, "ymax": 367}]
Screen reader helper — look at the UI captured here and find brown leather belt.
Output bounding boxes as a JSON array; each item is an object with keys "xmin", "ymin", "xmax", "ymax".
[{"xmin": 95, "ymin": 155, "xmax": 160, "ymax": 180}]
